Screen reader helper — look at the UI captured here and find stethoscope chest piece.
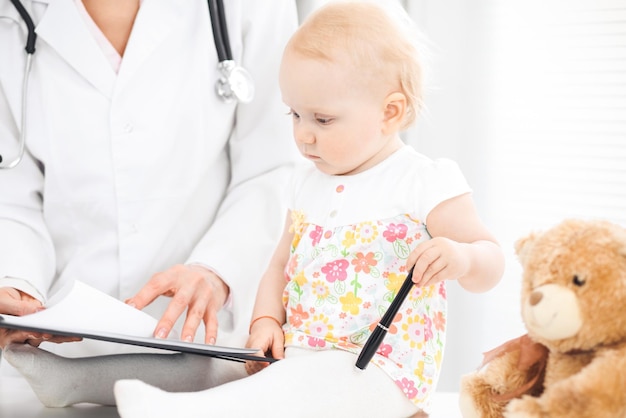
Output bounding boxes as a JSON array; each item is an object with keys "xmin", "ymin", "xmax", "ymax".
[{"xmin": 216, "ymin": 60, "xmax": 254, "ymax": 104}]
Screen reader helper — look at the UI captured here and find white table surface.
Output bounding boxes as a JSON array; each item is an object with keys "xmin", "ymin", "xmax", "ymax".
[{"xmin": 0, "ymin": 375, "xmax": 462, "ymax": 418}]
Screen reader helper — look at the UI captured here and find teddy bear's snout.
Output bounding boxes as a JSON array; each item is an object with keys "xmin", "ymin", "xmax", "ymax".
[
  {"xmin": 529, "ymin": 290, "xmax": 542, "ymax": 306},
  {"xmin": 524, "ymin": 283, "xmax": 583, "ymax": 340}
]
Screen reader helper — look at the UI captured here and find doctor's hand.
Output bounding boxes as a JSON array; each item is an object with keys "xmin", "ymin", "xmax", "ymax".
[
  {"xmin": 126, "ymin": 264, "xmax": 230, "ymax": 345},
  {"xmin": 0, "ymin": 287, "xmax": 81, "ymax": 348}
]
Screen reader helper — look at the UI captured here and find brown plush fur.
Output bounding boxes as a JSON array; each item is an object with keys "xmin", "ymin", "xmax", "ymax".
[{"xmin": 459, "ymin": 219, "xmax": 626, "ymax": 418}]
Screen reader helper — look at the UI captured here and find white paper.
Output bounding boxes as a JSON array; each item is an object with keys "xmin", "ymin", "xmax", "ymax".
[
  {"xmin": 6, "ymin": 280, "xmax": 160, "ymax": 338},
  {"xmin": 0, "ymin": 280, "xmax": 267, "ymax": 359}
]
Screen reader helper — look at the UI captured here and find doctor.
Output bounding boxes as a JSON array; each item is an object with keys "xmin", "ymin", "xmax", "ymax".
[{"xmin": 0, "ymin": 0, "xmax": 299, "ymax": 358}]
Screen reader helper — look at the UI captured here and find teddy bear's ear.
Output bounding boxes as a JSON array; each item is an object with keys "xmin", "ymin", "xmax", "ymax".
[
  {"xmin": 515, "ymin": 232, "xmax": 538, "ymax": 263},
  {"xmin": 618, "ymin": 231, "xmax": 626, "ymax": 259}
]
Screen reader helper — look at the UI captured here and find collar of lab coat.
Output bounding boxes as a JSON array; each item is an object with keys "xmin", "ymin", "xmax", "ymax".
[{"xmin": 5, "ymin": 0, "xmax": 182, "ymax": 99}]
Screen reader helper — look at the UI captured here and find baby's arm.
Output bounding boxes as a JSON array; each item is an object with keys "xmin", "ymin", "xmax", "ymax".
[
  {"xmin": 244, "ymin": 212, "xmax": 293, "ymax": 374},
  {"xmin": 408, "ymin": 193, "xmax": 505, "ymax": 293}
]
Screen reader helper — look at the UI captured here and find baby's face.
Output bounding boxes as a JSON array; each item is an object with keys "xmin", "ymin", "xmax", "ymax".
[{"xmin": 279, "ymin": 50, "xmax": 399, "ymax": 176}]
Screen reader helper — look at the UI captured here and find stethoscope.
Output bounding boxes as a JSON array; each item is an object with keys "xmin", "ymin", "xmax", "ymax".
[{"xmin": 0, "ymin": 0, "xmax": 254, "ymax": 169}]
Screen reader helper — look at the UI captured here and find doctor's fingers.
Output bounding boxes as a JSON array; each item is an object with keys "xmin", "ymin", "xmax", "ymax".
[
  {"xmin": 153, "ymin": 282, "xmax": 200, "ymax": 340},
  {"xmin": 25, "ymin": 334, "xmax": 82, "ymax": 346},
  {"xmin": 179, "ymin": 290, "xmax": 219, "ymax": 344},
  {"xmin": 0, "ymin": 329, "xmax": 79, "ymax": 349},
  {"xmin": 126, "ymin": 264, "xmax": 192, "ymax": 310},
  {"xmin": 0, "ymin": 329, "xmax": 39, "ymax": 348},
  {"xmin": 0, "ymin": 288, "xmax": 42, "ymax": 317},
  {"xmin": 156, "ymin": 269, "xmax": 222, "ymax": 341}
]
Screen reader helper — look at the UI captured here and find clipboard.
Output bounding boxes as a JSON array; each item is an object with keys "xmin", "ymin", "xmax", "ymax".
[
  {"xmin": 0, "ymin": 316, "xmax": 275, "ymax": 363},
  {"xmin": 0, "ymin": 280, "xmax": 276, "ymax": 363}
]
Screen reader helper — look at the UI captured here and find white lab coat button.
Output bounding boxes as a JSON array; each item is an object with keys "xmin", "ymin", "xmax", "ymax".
[{"xmin": 123, "ymin": 122, "xmax": 134, "ymax": 133}]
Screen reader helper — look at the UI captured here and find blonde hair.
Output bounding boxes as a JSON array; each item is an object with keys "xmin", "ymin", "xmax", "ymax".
[{"xmin": 286, "ymin": 1, "xmax": 427, "ymax": 130}]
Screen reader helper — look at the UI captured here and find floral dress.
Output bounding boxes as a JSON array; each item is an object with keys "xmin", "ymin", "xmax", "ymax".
[{"xmin": 282, "ymin": 146, "xmax": 471, "ymax": 410}]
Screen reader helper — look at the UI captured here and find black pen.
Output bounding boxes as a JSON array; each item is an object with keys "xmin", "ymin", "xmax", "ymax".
[{"xmin": 355, "ymin": 266, "xmax": 415, "ymax": 370}]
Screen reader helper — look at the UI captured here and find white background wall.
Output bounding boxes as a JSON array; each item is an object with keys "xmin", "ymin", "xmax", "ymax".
[{"xmin": 296, "ymin": 0, "xmax": 626, "ymax": 391}]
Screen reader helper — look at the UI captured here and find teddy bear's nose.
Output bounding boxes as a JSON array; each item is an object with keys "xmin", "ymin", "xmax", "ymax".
[{"xmin": 529, "ymin": 291, "xmax": 543, "ymax": 306}]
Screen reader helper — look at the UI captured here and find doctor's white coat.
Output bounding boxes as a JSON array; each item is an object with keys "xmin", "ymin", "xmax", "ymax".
[{"xmin": 0, "ymin": 0, "xmax": 299, "ymax": 354}]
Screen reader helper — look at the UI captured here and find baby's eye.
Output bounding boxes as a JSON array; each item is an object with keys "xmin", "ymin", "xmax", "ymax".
[
  {"xmin": 286, "ymin": 109, "xmax": 300, "ymax": 120},
  {"xmin": 316, "ymin": 117, "xmax": 334, "ymax": 125}
]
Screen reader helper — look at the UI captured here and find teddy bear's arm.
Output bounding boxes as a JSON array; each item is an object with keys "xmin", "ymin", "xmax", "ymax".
[
  {"xmin": 459, "ymin": 347, "xmax": 533, "ymax": 418},
  {"xmin": 505, "ymin": 348, "xmax": 626, "ymax": 418}
]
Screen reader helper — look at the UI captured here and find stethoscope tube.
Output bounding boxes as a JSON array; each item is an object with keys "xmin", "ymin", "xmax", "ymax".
[
  {"xmin": 208, "ymin": 0, "xmax": 231, "ymax": 62},
  {"xmin": 9, "ymin": 0, "xmax": 36, "ymax": 53},
  {"xmin": 0, "ymin": 0, "xmax": 36, "ymax": 169}
]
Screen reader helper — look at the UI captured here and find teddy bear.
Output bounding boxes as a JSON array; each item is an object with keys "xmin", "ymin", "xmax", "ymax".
[{"xmin": 458, "ymin": 218, "xmax": 626, "ymax": 418}]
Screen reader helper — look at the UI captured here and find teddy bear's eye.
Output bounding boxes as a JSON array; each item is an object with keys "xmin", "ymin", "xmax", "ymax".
[{"xmin": 572, "ymin": 275, "xmax": 586, "ymax": 286}]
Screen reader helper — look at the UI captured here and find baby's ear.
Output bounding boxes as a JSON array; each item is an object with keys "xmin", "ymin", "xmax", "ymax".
[{"xmin": 382, "ymin": 92, "xmax": 407, "ymax": 134}]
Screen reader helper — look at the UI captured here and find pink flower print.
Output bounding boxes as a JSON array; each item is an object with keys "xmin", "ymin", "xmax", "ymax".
[
  {"xmin": 423, "ymin": 315, "xmax": 434, "ymax": 342},
  {"xmin": 396, "ymin": 377, "xmax": 418, "ymax": 399},
  {"xmin": 321, "ymin": 259, "xmax": 349, "ymax": 282},
  {"xmin": 309, "ymin": 225, "xmax": 323, "ymax": 246},
  {"xmin": 351, "ymin": 252, "xmax": 377, "ymax": 274},
  {"xmin": 439, "ymin": 282, "xmax": 447, "ymax": 299},
  {"xmin": 410, "ymin": 286, "xmax": 423, "ymax": 300},
  {"xmin": 377, "ymin": 342, "xmax": 393, "ymax": 357},
  {"xmin": 307, "ymin": 336, "xmax": 326, "ymax": 348},
  {"xmin": 383, "ymin": 223, "xmax": 408, "ymax": 242}
]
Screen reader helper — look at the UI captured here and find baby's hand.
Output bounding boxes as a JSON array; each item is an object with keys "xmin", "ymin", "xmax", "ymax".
[
  {"xmin": 406, "ymin": 237, "xmax": 470, "ymax": 287},
  {"xmin": 244, "ymin": 317, "xmax": 285, "ymax": 375}
]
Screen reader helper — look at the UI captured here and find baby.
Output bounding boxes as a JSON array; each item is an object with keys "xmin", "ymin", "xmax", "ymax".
[{"xmin": 115, "ymin": 1, "xmax": 504, "ymax": 417}]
